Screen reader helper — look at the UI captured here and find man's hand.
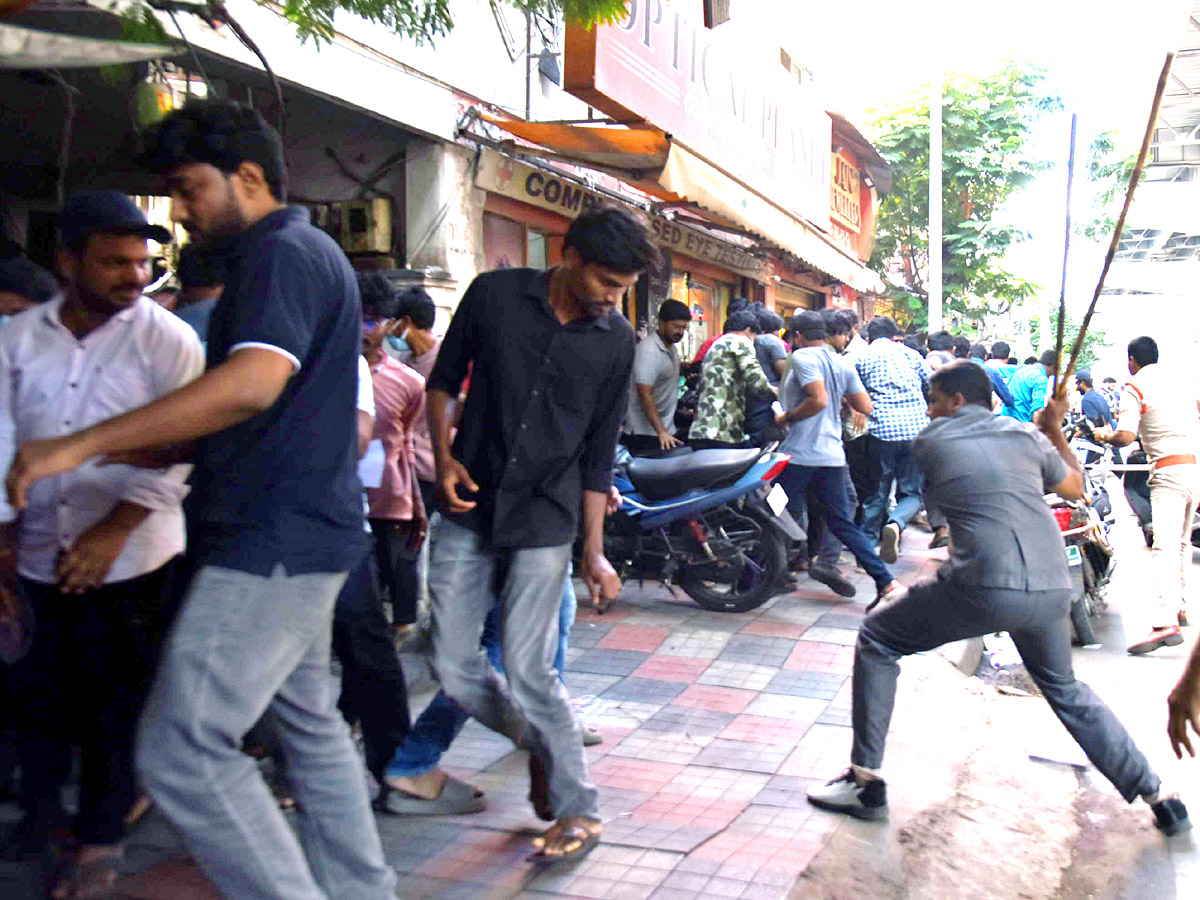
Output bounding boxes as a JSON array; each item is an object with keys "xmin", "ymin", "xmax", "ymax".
[
  {"xmin": 56, "ymin": 518, "xmax": 133, "ymax": 593},
  {"xmin": 580, "ymin": 551, "xmax": 621, "ymax": 611},
  {"xmin": 657, "ymin": 430, "xmax": 684, "ymax": 450},
  {"xmin": 1092, "ymin": 424, "xmax": 1114, "ymax": 444},
  {"xmin": 607, "ymin": 487, "xmax": 622, "ymax": 516},
  {"xmin": 1168, "ymin": 676, "xmax": 1200, "ymax": 759},
  {"xmin": 849, "ymin": 410, "xmax": 868, "ymax": 431},
  {"xmin": 437, "ymin": 457, "xmax": 479, "ymax": 514},
  {"xmin": 7, "ymin": 436, "xmax": 94, "ymax": 511},
  {"xmin": 1036, "ymin": 393, "xmax": 1070, "ymax": 430}
]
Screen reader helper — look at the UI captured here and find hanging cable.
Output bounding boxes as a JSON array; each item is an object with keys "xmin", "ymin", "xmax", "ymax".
[{"xmin": 166, "ymin": 6, "xmax": 216, "ymax": 98}]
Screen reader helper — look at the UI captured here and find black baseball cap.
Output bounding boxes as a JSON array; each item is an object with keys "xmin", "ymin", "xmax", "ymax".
[
  {"xmin": 657, "ymin": 299, "xmax": 692, "ymax": 322},
  {"xmin": 60, "ymin": 191, "xmax": 171, "ymax": 248},
  {"xmin": 790, "ymin": 311, "xmax": 826, "ymax": 339}
]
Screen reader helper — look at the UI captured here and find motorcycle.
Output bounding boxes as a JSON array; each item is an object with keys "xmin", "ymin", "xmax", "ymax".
[
  {"xmin": 606, "ymin": 444, "xmax": 803, "ymax": 613},
  {"xmin": 1120, "ymin": 445, "xmax": 1200, "ymax": 549}
]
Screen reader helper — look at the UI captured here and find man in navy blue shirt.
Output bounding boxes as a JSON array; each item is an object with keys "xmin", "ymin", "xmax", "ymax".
[
  {"xmin": 1076, "ymin": 370, "xmax": 1116, "ymax": 428},
  {"xmin": 6, "ymin": 101, "xmax": 395, "ymax": 899}
]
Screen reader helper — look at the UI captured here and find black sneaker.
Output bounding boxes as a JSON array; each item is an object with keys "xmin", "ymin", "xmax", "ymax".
[
  {"xmin": 1152, "ymin": 795, "xmax": 1192, "ymax": 836},
  {"xmin": 809, "ymin": 563, "xmax": 857, "ymax": 598},
  {"xmin": 807, "ymin": 769, "xmax": 888, "ymax": 820}
]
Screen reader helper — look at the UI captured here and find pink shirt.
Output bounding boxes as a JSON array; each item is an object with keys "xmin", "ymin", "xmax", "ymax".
[
  {"xmin": 365, "ymin": 355, "xmax": 426, "ymax": 521},
  {"xmin": 403, "ymin": 338, "xmax": 440, "ymax": 483}
]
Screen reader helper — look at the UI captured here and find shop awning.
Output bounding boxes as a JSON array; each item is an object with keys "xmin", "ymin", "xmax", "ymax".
[
  {"xmin": 0, "ymin": 22, "xmax": 179, "ymax": 69},
  {"xmin": 476, "ymin": 114, "xmax": 885, "ymax": 294},
  {"xmin": 658, "ymin": 143, "xmax": 885, "ymax": 295},
  {"xmin": 477, "ymin": 114, "xmax": 669, "ymax": 173}
]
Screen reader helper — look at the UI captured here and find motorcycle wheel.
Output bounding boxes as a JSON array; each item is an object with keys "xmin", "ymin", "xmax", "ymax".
[
  {"xmin": 680, "ymin": 507, "xmax": 787, "ymax": 613},
  {"xmin": 1070, "ymin": 596, "xmax": 1096, "ymax": 646}
]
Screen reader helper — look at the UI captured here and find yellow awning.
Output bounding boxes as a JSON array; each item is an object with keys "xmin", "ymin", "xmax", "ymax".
[{"xmin": 478, "ymin": 114, "xmax": 669, "ymax": 173}]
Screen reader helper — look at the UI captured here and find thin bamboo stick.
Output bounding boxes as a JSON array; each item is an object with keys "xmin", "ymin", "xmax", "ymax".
[
  {"xmin": 1051, "ymin": 113, "xmax": 1077, "ymax": 397},
  {"xmin": 1056, "ymin": 51, "xmax": 1175, "ymax": 396}
]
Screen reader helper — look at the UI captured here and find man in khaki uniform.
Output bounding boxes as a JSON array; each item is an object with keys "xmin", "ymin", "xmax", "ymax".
[{"xmin": 1097, "ymin": 336, "xmax": 1200, "ymax": 655}]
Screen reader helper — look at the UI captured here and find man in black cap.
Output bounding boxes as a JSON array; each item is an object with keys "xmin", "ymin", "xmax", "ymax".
[
  {"xmin": 775, "ymin": 311, "xmax": 905, "ymax": 607},
  {"xmin": 623, "ymin": 298, "xmax": 692, "ymax": 455},
  {"xmin": 0, "ymin": 192, "xmax": 204, "ymax": 895}
]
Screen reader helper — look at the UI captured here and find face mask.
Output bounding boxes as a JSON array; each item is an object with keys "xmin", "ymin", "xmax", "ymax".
[{"xmin": 386, "ymin": 325, "xmax": 411, "ymax": 354}]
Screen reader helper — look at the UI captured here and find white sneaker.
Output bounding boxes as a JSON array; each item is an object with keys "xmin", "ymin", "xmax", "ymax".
[
  {"xmin": 807, "ymin": 769, "xmax": 889, "ymax": 820},
  {"xmin": 880, "ymin": 523, "xmax": 901, "ymax": 563}
]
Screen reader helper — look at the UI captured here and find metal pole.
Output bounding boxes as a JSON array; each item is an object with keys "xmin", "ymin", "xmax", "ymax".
[
  {"xmin": 524, "ymin": 11, "xmax": 532, "ymax": 120},
  {"xmin": 1051, "ymin": 114, "xmax": 1077, "ymax": 395},
  {"xmin": 928, "ymin": 73, "xmax": 942, "ymax": 332}
]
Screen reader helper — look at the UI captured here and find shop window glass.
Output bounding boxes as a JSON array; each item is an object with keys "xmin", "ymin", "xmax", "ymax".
[{"xmin": 527, "ymin": 230, "xmax": 548, "ymax": 270}]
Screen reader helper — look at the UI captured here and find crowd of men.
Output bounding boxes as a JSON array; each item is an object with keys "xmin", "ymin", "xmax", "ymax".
[{"xmin": 0, "ymin": 97, "xmax": 1199, "ymax": 899}]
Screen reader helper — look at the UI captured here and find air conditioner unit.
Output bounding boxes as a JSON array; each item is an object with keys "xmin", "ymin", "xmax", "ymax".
[{"xmin": 335, "ymin": 199, "xmax": 392, "ymax": 254}]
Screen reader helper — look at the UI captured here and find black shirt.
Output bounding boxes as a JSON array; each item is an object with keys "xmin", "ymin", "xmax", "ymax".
[
  {"xmin": 428, "ymin": 267, "xmax": 635, "ymax": 548},
  {"xmin": 188, "ymin": 206, "xmax": 368, "ymax": 575}
]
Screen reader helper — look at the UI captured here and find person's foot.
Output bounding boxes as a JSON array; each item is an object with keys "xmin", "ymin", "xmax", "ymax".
[
  {"xmin": 929, "ymin": 526, "xmax": 950, "ymax": 550},
  {"xmin": 807, "ymin": 769, "xmax": 888, "ymax": 820},
  {"xmin": 1151, "ymin": 794, "xmax": 1191, "ymax": 836},
  {"xmin": 582, "ymin": 725, "xmax": 603, "ymax": 746},
  {"xmin": 1128, "ymin": 626, "xmax": 1185, "ymax": 655},
  {"xmin": 809, "ymin": 562, "xmax": 857, "ymax": 598},
  {"xmin": 880, "ymin": 523, "xmax": 901, "ymax": 563},
  {"xmin": 867, "ymin": 581, "xmax": 907, "ymax": 613},
  {"xmin": 529, "ymin": 817, "xmax": 603, "ymax": 864}
]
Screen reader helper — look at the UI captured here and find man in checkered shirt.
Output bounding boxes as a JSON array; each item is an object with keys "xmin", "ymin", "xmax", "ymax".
[{"xmin": 854, "ymin": 317, "xmax": 931, "ymax": 563}]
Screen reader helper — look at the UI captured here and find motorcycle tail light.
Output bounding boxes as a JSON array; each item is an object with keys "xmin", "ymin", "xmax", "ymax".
[
  {"xmin": 1052, "ymin": 508, "xmax": 1072, "ymax": 531},
  {"xmin": 763, "ymin": 456, "xmax": 791, "ymax": 482}
]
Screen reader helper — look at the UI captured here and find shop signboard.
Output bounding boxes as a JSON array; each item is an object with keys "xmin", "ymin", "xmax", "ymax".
[
  {"xmin": 830, "ymin": 152, "xmax": 862, "ymax": 234},
  {"xmin": 475, "ymin": 150, "xmax": 765, "ymax": 278},
  {"xmin": 565, "ymin": 0, "xmax": 832, "ymax": 230}
]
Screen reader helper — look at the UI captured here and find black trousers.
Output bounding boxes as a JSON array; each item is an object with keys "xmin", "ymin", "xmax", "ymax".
[
  {"xmin": 844, "ymin": 435, "xmax": 881, "ymax": 524},
  {"xmin": 332, "ymin": 550, "xmax": 410, "ymax": 782},
  {"xmin": 11, "ymin": 560, "xmax": 180, "ymax": 844},
  {"xmin": 369, "ymin": 518, "xmax": 420, "ymax": 626}
]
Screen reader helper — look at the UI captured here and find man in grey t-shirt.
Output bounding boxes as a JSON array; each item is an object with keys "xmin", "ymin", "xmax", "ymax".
[
  {"xmin": 808, "ymin": 361, "xmax": 1190, "ymax": 838},
  {"xmin": 775, "ymin": 311, "xmax": 903, "ymax": 606},
  {"xmin": 622, "ymin": 300, "xmax": 691, "ymax": 456}
]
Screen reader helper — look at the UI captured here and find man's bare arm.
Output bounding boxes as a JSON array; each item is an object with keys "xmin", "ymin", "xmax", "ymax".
[
  {"xmin": 428, "ymin": 387, "xmax": 478, "ymax": 514},
  {"xmin": 1037, "ymin": 394, "xmax": 1085, "ymax": 501}
]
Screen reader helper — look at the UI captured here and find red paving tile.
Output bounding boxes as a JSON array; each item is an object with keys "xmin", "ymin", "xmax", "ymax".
[
  {"xmin": 739, "ymin": 621, "xmax": 810, "ymax": 639},
  {"xmin": 630, "ymin": 654, "xmax": 713, "ymax": 683},
  {"xmin": 589, "ymin": 756, "xmax": 686, "ymax": 793},
  {"xmin": 717, "ymin": 714, "xmax": 814, "ymax": 745},
  {"xmin": 576, "ymin": 605, "xmax": 634, "ymax": 623},
  {"xmin": 691, "ymin": 830, "xmax": 825, "ymax": 871},
  {"xmin": 630, "ymin": 792, "xmax": 748, "ymax": 830},
  {"xmin": 672, "ymin": 684, "xmax": 757, "ymax": 715},
  {"xmin": 596, "ymin": 624, "xmax": 670, "ymax": 652},
  {"xmin": 782, "ymin": 641, "xmax": 855, "ymax": 675}
]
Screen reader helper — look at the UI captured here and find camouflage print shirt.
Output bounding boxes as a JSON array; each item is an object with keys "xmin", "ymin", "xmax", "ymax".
[{"xmin": 690, "ymin": 333, "xmax": 774, "ymax": 444}]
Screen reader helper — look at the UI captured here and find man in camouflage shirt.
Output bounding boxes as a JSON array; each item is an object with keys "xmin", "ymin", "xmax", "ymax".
[{"xmin": 690, "ymin": 309, "xmax": 776, "ymax": 448}]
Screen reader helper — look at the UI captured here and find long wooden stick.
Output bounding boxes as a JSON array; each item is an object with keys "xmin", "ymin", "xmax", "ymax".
[
  {"xmin": 1056, "ymin": 51, "xmax": 1175, "ymax": 396},
  {"xmin": 1051, "ymin": 113, "xmax": 1077, "ymax": 397}
]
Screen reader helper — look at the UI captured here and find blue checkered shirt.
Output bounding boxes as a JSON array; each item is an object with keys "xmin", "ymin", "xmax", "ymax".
[{"xmin": 855, "ymin": 338, "xmax": 931, "ymax": 442}]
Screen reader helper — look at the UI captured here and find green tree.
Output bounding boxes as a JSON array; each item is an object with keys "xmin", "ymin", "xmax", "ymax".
[
  {"xmin": 125, "ymin": 0, "xmax": 628, "ymax": 46},
  {"xmin": 867, "ymin": 64, "xmax": 1060, "ymax": 329},
  {"xmin": 1080, "ymin": 130, "xmax": 1136, "ymax": 241},
  {"xmin": 1028, "ymin": 311, "xmax": 1109, "ymax": 371}
]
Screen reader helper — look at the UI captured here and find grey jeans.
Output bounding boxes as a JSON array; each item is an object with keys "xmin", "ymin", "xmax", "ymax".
[
  {"xmin": 852, "ymin": 577, "xmax": 1159, "ymax": 803},
  {"xmin": 430, "ymin": 519, "xmax": 599, "ymax": 820},
  {"xmin": 136, "ymin": 564, "xmax": 396, "ymax": 900}
]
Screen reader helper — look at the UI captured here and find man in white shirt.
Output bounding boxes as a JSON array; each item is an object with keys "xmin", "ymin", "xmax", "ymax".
[
  {"xmin": 0, "ymin": 193, "xmax": 203, "ymax": 892},
  {"xmin": 1096, "ymin": 336, "xmax": 1200, "ymax": 655}
]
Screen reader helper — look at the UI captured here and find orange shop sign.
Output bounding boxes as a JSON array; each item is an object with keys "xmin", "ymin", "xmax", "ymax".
[{"xmin": 565, "ymin": 0, "xmax": 832, "ymax": 230}]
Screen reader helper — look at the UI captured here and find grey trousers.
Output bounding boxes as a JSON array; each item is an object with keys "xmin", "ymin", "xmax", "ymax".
[
  {"xmin": 852, "ymin": 577, "xmax": 1159, "ymax": 803},
  {"xmin": 429, "ymin": 519, "xmax": 599, "ymax": 820}
]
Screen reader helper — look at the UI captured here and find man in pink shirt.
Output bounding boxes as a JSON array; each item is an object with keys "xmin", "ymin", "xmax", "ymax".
[
  {"xmin": 390, "ymin": 286, "xmax": 441, "ymax": 512},
  {"xmin": 360, "ymin": 274, "xmax": 427, "ymax": 628}
]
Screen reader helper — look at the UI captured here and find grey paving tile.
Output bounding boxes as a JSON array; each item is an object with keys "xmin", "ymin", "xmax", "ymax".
[
  {"xmin": 525, "ymin": 844, "xmax": 682, "ymax": 899},
  {"xmin": 622, "ymin": 606, "xmax": 702, "ymax": 628},
  {"xmin": 695, "ymin": 660, "xmax": 778, "ymax": 691},
  {"xmin": 657, "ymin": 629, "xmax": 734, "ymax": 659},
  {"xmin": 797, "ymin": 626, "xmax": 859, "ymax": 646},
  {"xmin": 813, "ymin": 613, "xmax": 864, "ymax": 630},
  {"xmin": 762, "ymin": 670, "xmax": 848, "ymax": 701},
  {"xmin": 717, "ymin": 634, "xmax": 796, "ymax": 667},
  {"xmin": 601, "ymin": 677, "xmax": 689, "ymax": 704},
  {"xmin": 752, "ymin": 774, "xmax": 822, "ymax": 808},
  {"xmin": 570, "ymin": 648, "xmax": 651, "ymax": 676},
  {"xmin": 599, "ymin": 818, "xmax": 722, "ymax": 854},
  {"xmin": 569, "ymin": 621, "xmax": 614, "ymax": 648},
  {"xmin": 690, "ymin": 738, "xmax": 790, "ymax": 774},
  {"xmin": 563, "ymin": 671, "xmax": 623, "ymax": 697},
  {"xmin": 639, "ymin": 706, "xmax": 737, "ymax": 737},
  {"xmin": 757, "ymin": 604, "xmax": 826, "ymax": 626},
  {"xmin": 741, "ymin": 694, "xmax": 828, "ymax": 721},
  {"xmin": 687, "ymin": 612, "xmax": 753, "ymax": 632},
  {"xmin": 607, "ymin": 729, "xmax": 708, "ymax": 766},
  {"xmin": 815, "ymin": 696, "xmax": 853, "ymax": 727}
]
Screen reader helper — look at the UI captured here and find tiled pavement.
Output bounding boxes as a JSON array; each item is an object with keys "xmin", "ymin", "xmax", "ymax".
[{"xmin": 49, "ymin": 542, "xmax": 945, "ymax": 900}]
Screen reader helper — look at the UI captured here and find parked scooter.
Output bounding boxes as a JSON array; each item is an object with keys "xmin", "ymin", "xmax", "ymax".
[
  {"xmin": 1121, "ymin": 445, "xmax": 1200, "ymax": 549},
  {"xmin": 606, "ymin": 444, "xmax": 803, "ymax": 613}
]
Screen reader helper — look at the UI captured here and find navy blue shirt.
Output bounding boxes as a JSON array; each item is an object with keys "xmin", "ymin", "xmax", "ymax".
[
  {"xmin": 1081, "ymin": 388, "xmax": 1116, "ymax": 428},
  {"xmin": 187, "ymin": 206, "xmax": 368, "ymax": 575}
]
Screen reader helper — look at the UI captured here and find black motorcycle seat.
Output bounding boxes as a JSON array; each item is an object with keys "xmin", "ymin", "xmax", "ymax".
[{"xmin": 626, "ymin": 448, "xmax": 762, "ymax": 501}]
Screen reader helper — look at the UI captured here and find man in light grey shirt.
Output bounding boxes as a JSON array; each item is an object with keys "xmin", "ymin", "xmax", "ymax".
[
  {"xmin": 622, "ymin": 299, "xmax": 691, "ymax": 456},
  {"xmin": 808, "ymin": 361, "xmax": 1190, "ymax": 838}
]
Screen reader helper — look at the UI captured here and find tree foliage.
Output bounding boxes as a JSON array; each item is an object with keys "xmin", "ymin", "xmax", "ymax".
[
  {"xmin": 1028, "ymin": 311, "xmax": 1109, "ymax": 371},
  {"xmin": 867, "ymin": 64, "xmax": 1060, "ymax": 329},
  {"xmin": 126, "ymin": 0, "xmax": 628, "ymax": 46},
  {"xmin": 1080, "ymin": 130, "xmax": 1136, "ymax": 241}
]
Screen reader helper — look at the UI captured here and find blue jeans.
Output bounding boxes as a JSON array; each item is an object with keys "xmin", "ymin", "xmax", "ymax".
[
  {"xmin": 137, "ymin": 564, "xmax": 396, "ymax": 900},
  {"xmin": 387, "ymin": 566, "xmax": 578, "ymax": 779},
  {"xmin": 776, "ymin": 464, "xmax": 894, "ymax": 592},
  {"xmin": 861, "ymin": 438, "xmax": 924, "ymax": 540},
  {"xmin": 816, "ymin": 466, "xmax": 857, "ymax": 567},
  {"xmin": 423, "ymin": 520, "xmax": 597, "ymax": 819}
]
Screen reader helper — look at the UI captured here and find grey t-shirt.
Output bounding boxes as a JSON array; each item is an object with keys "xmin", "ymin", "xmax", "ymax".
[
  {"xmin": 625, "ymin": 331, "xmax": 681, "ymax": 436},
  {"xmin": 779, "ymin": 345, "xmax": 865, "ymax": 466},
  {"xmin": 755, "ymin": 334, "xmax": 788, "ymax": 386},
  {"xmin": 914, "ymin": 405, "xmax": 1070, "ymax": 591}
]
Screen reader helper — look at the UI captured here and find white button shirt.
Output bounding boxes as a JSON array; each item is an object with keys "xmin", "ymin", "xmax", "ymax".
[{"xmin": 0, "ymin": 296, "xmax": 205, "ymax": 584}]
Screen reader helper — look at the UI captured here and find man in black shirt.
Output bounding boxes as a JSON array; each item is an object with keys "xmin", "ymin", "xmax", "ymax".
[{"xmin": 426, "ymin": 207, "xmax": 652, "ymax": 863}]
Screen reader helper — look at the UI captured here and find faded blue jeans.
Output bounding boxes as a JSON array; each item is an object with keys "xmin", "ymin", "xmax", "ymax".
[
  {"xmin": 386, "ymin": 568, "xmax": 576, "ymax": 779},
  {"xmin": 136, "ymin": 564, "xmax": 396, "ymax": 900},
  {"xmin": 423, "ymin": 520, "xmax": 598, "ymax": 820},
  {"xmin": 861, "ymin": 438, "xmax": 924, "ymax": 540}
]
